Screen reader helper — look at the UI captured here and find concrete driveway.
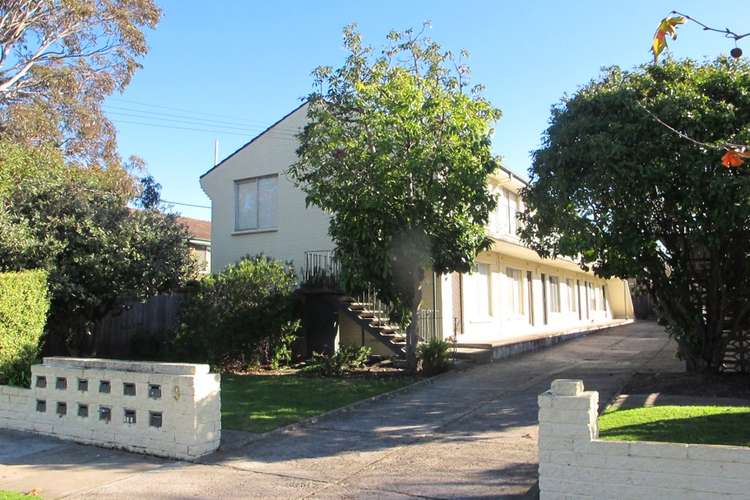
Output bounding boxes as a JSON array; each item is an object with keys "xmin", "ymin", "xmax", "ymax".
[{"xmin": 0, "ymin": 321, "xmax": 679, "ymax": 499}]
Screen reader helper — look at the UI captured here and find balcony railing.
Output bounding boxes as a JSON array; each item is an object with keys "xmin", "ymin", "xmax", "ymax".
[
  {"xmin": 302, "ymin": 250, "xmax": 341, "ymax": 290},
  {"xmin": 303, "ymin": 249, "xmax": 443, "ymax": 342}
]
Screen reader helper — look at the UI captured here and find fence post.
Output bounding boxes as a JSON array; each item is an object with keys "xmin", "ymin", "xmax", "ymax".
[{"xmin": 538, "ymin": 379, "xmax": 599, "ymax": 499}]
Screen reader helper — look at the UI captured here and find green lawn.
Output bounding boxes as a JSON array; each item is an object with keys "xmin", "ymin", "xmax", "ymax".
[
  {"xmin": 599, "ymin": 405, "xmax": 750, "ymax": 447},
  {"xmin": 221, "ymin": 373, "xmax": 414, "ymax": 433},
  {"xmin": 0, "ymin": 492, "xmax": 42, "ymax": 500}
]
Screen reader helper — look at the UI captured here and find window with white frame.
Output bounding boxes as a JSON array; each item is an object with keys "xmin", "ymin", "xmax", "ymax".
[
  {"xmin": 235, "ymin": 175, "xmax": 278, "ymax": 231},
  {"xmin": 566, "ymin": 278, "xmax": 576, "ymax": 312},
  {"xmin": 507, "ymin": 267, "xmax": 524, "ymax": 316},
  {"xmin": 588, "ymin": 282, "xmax": 597, "ymax": 311},
  {"xmin": 549, "ymin": 276, "xmax": 561, "ymax": 313},
  {"xmin": 471, "ymin": 263, "xmax": 492, "ymax": 318},
  {"xmin": 507, "ymin": 190, "xmax": 519, "ymax": 236}
]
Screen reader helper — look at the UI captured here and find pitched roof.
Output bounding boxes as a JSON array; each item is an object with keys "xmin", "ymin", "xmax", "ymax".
[
  {"xmin": 177, "ymin": 215, "xmax": 211, "ymax": 241},
  {"xmin": 199, "ymin": 100, "xmax": 308, "ymax": 180}
]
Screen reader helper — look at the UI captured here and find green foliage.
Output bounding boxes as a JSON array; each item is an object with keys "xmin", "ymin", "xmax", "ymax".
[
  {"xmin": 289, "ymin": 24, "xmax": 501, "ymax": 367},
  {"xmin": 418, "ymin": 339, "xmax": 452, "ymax": 375},
  {"xmin": 175, "ymin": 255, "xmax": 300, "ymax": 370},
  {"xmin": 301, "ymin": 346, "xmax": 372, "ymax": 377},
  {"xmin": 520, "ymin": 58, "xmax": 750, "ymax": 373},
  {"xmin": 0, "ymin": 0, "xmax": 161, "ymax": 170},
  {"xmin": 0, "ymin": 270, "xmax": 49, "ymax": 386},
  {"xmin": 0, "ymin": 141, "xmax": 195, "ymax": 354},
  {"xmin": 269, "ymin": 321, "xmax": 301, "ymax": 370}
]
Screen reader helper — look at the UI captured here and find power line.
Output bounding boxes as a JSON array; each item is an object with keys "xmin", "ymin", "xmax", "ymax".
[
  {"xmin": 110, "ymin": 118, "xmax": 299, "ymax": 138},
  {"xmin": 106, "ymin": 109, "xmax": 281, "ymax": 134},
  {"xmin": 104, "ymin": 104, "xmax": 302, "ymax": 134},
  {"xmin": 108, "ymin": 96, "xmax": 306, "ymax": 130},
  {"xmin": 161, "ymin": 199, "xmax": 211, "ymax": 209}
]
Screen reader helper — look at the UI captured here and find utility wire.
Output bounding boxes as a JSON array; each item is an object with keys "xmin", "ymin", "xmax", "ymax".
[
  {"xmin": 108, "ymin": 96, "xmax": 305, "ymax": 131},
  {"xmin": 104, "ymin": 104, "xmax": 301, "ymax": 134},
  {"xmin": 106, "ymin": 109, "xmax": 296, "ymax": 134},
  {"xmin": 161, "ymin": 199, "xmax": 211, "ymax": 209},
  {"xmin": 110, "ymin": 118, "xmax": 300, "ymax": 138}
]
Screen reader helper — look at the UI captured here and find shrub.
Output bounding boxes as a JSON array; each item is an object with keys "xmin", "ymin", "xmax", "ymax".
[
  {"xmin": 418, "ymin": 339, "xmax": 452, "ymax": 376},
  {"xmin": 302, "ymin": 345, "xmax": 371, "ymax": 377},
  {"xmin": 0, "ymin": 270, "xmax": 49, "ymax": 386},
  {"xmin": 175, "ymin": 255, "xmax": 300, "ymax": 370}
]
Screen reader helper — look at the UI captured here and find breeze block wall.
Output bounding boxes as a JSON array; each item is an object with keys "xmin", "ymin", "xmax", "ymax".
[
  {"xmin": 0, "ymin": 357, "xmax": 221, "ymax": 460},
  {"xmin": 538, "ymin": 379, "xmax": 750, "ymax": 500}
]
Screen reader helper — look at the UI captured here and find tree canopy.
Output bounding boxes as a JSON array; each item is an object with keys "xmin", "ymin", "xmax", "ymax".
[
  {"xmin": 0, "ymin": 0, "xmax": 161, "ymax": 169},
  {"xmin": 0, "ymin": 141, "xmax": 195, "ymax": 354},
  {"xmin": 289, "ymin": 24, "xmax": 501, "ymax": 368},
  {"xmin": 520, "ymin": 58, "xmax": 750, "ymax": 372}
]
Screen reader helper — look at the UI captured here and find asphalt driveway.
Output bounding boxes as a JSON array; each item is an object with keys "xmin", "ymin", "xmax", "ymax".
[{"xmin": 0, "ymin": 321, "xmax": 679, "ymax": 499}]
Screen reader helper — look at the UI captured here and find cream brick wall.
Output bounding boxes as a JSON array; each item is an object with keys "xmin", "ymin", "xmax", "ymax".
[
  {"xmin": 538, "ymin": 379, "xmax": 750, "ymax": 499},
  {"xmin": 0, "ymin": 357, "xmax": 221, "ymax": 460}
]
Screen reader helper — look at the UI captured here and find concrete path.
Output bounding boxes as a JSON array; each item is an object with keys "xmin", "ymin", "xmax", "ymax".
[{"xmin": 0, "ymin": 321, "xmax": 679, "ymax": 499}]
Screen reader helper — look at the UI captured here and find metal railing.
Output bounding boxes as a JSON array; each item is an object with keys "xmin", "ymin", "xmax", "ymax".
[
  {"xmin": 302, "ymin": 250, "xmax": 341, "ymax": 290},
  {"xmin": 415, "ymin": 309, "xmax": 443, "ymax": 342},
  {"xmin": 303, "ymin": 248, "xmax": 442, "ymax": 342}
]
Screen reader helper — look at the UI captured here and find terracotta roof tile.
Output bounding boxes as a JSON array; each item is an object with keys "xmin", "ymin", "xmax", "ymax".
[{"xmin": 177, "ymin": 216, "xmax": 211, "ymax": 241}]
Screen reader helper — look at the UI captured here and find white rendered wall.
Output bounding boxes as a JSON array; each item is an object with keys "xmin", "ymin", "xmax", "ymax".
[
  {"xmin": 0, "ymin": 357, "xmax": 221, "ymax": 460},
  {"xmin": 200, "ymin": 103, "xmax": 334, "ymax": 275},
  {"xmin": 538, "ymin": 379, "xmax": 750, "ymax": 499}
]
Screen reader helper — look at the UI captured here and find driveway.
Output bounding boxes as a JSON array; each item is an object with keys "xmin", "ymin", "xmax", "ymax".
[{"xmin": 0, "ymin": 321, "xmax": 679, "ymax": 499}]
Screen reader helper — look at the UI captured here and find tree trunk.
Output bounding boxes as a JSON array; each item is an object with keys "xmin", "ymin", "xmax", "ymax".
[{"xmin": 406, "ymin": 273, "xmax": 424, "ymax": 373}]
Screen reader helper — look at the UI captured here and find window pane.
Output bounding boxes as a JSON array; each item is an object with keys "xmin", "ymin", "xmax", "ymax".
[
  {"xmin": 474, "ymin": 263, "xmax": 491, "ymax": 317},
  {"xmin": 258, "ymin": 176, "xmax": 278, "ymax": 228},
  {"xmin": 499, "ymin": 189, "xmax": 510, "ymax": 234},
  {"xmin": 567, "ymin": 279, "xmax": 576, "ymax": 312},
  {"xmin": 508, "ymin": 192, "xmax": 518, "ymax": 235},
  {"xmin": 507, "ymin": 268, "xmax": 523, "ymax": 315},
  {"xmin": 549, "ymin": 276, "xmax": 560, "ymax": 312},
  {"xmin": 236, "ymin": 180, "xmax": 257, "ymax": 230}
]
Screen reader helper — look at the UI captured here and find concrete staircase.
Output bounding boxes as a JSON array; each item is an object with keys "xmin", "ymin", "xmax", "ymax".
[{"xmin": 339, "ymin": 296, "xmax": 408, "ymax": 356}]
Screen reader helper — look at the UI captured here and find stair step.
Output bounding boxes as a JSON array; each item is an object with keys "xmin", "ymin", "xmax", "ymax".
[{"xmin": 452, "ymin": 347, "xmax": 492, "ymax": 363}]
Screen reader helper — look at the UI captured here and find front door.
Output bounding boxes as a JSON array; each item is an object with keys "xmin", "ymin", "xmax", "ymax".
[{"xmin": 451, "ymin": 272, "xmax": 463, "ymax": 336}]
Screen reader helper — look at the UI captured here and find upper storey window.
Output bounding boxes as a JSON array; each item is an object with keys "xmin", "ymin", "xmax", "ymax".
[
  {"xmin": 235, "ymin": 175, "xmax": 278, "ymax": 231},
  {"xmin": 492, "ymin": 188, "xmax": 521, "ymax": 237}
]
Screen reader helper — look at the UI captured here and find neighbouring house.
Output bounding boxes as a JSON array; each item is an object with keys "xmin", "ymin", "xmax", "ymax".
[
  {"xmin": 200, "ymin": 102, "xmax": 634, "ymax": 357},
  {"xmin": 177, "ymin": 215, "xmax": 211, "ymax": 274}
]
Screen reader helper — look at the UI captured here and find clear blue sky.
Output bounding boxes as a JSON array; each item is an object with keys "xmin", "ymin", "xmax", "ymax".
[{"xmin": 108, "ymin": 0, "xmax": 750, "ymax": 220}]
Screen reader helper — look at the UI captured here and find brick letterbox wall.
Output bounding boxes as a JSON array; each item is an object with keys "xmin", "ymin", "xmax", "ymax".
[{"xmin": 0, "ymin": 357, "xmax": 221, "ymax": 460}]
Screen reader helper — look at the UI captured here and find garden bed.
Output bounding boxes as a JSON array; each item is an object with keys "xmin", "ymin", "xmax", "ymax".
[
  {"xmin": 220, "ymin": 370, "xmax": 416, "ymax": 433},
  {"xmin": 599, "ymin": 405, "xmax": 750, "ymax": 447}
]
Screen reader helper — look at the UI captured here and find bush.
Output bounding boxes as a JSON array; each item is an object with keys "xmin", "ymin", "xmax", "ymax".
[
  {"xmin": 418, "ymin": 339, "xmax": 452, "ymax": 376},
  {"xmin": 175, "ymin": 255, "xmax": 300, "ymax": 370},
  {"xmin": 0, "ymin": 270, "xmax": 49, "ymax": 386},
  {"xmin": 302, "ymin": 345, "xmax": 371, "ymax": 377}
]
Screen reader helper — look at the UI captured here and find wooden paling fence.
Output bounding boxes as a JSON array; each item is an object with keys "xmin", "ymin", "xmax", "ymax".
[{"xmin": 94, "ymin": 292, "xmax": 187, "ymax": 358}]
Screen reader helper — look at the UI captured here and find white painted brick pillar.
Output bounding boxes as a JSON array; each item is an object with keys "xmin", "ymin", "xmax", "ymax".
[{"xmin": 538, "ymin": 379, "xmax": 598, "ymax": 500}]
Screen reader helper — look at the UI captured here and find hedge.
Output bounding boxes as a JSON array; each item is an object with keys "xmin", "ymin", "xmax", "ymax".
[{"xmin": 0, "ymin": 269, "xmax": 49, "ymax": 386}]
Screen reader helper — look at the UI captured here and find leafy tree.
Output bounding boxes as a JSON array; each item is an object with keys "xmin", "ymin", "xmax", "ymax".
[
  {"xmin": 137, "ymin": 174, "xmax": 162, "ymax": 210},
  {"xmin": 0, "ymin": 141, "xmax": 195, "ymax": 354},
  {"xmin": 289, "ymin": 24, "xmax": 501, "ymax": 370},
  {"xmin": 175, "ymin": 255, "xmax": 300, "ymax": 371},
  {"xmin": 0, "ymin": 0, "xmax": 161, "ymax": 169},
  {"xmin": 519, "ymin": 58, "xmax": 750, "ymax": 373}
]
